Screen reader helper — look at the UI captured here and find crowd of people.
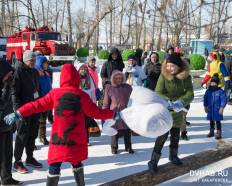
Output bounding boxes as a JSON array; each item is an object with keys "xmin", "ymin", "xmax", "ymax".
[{"xmin": 0, "ymin": 44, "xmax": 231, "ymax": 186}]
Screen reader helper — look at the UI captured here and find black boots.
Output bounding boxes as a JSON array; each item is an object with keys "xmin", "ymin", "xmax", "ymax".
[
  {"xmin": 73, "ymin": 166, "xmax": 85, "ymax": 186},
  {"xmin": 181, "ymin": 131, "xmax": 189, "ymax": 140},
  {"xmin": 148, "ymin": 151, "xmax": 161, "ymax": 173},
  {"xmin": 169, "ymin": 147, "xmax": 183, "ymax": 166},
  {"xmin": 207, "ymin": 128, "xmax": 214, "ymax": 137},
  {"xmin": 39, "ymin": 122, "xmax": 49, "ymax": 145},
  {"xmin": 215, "ymin": 130, "xmax": 222, "ymax": 140},
  {"xmin": 46, "ymin": 174, "xmax": 59, "ymax": 186}
]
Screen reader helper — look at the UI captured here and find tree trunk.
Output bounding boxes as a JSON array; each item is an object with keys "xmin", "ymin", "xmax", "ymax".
[
  {"xmin": 95, "ymin": 0, "xmax": 100, "ymax": 53},
  {"xmin": 119, "ymin": 0, "xmax": 124, "ymax": 45},
  {"xmin": 0, "ymin": 0, "xmax": 5, "ymax": 35},
  {"xmin": 137, "ymin": 0, "xmax": 147, "ymax": 48},
  {"xmin": 85, "ymin": 7, "xmax": 113, "ymax": 47},
  {"xmin": 27, "ymin": 0, "xmax": 37, "ymax": 28},
  {"xmin": 151, "ymin": 0, "xmax": 158, "ymax": 51},
  {"xmin": 46, "ymin": 0, "xmax": 50, "ymax": 25},
  {"xmin": 109, "ymin": 0, "xmax": 113, "ymax": 47},
  {"xmin": 209, "ymin": 0, "xmax": 216, "ymax": 39},
  {"xmin": 60, "ymin": 0, "xmax": 66, "ymax": 33},
  {"xmin": 40, "ymin": 0, "xmax": 45, "ymax": 26},
  {"xmin": 67, "ymin": 0, "xmax": 73, "ymax": 46},
  {"xmin": 122, "ymin": 0, "xmax": 136, "ymax": 45}
]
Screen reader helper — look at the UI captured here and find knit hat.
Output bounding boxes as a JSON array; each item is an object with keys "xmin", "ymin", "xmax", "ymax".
[
  {"xmin": 166, "ymin": 53, "xmax": 184, "ymax": 68},
  {"xmin": 110, "ymin": 47, "xmax": 119, "ymax": 54},
  {"xmin": 210, "ymin": 74, "xmax": 220, "ymax": 85},
  {"xmin": 0, "ymin": 60, "xmax": 14, "ymax": 82},
  {"xmin": 23, "ymin": 50, "xmax": 35, "ymax": 63},
  {"xmin": 128, "ymin": 55, "xmax": 136, "ymax": 61}
]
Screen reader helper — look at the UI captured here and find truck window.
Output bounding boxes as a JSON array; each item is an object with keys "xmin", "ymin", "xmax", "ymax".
[
  {"xmin": 37, "ymin": 33, "xmax": 61, "ymax": 41},
  {"xmin": 22, "ymin": 34, "xmax": 27, "ymax": 40},
  {"xmin": 31, "ymin": 33, "xmax": 35, "ymax": 41},
  {"xmin": 0, "ymin": 45, "xmax": 6, "ymax": 51}
]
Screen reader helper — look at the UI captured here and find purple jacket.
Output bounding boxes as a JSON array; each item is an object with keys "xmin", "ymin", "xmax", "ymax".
[{"xmin": 103, "ymin": 83, "xmax": 132, "ymax": 130}]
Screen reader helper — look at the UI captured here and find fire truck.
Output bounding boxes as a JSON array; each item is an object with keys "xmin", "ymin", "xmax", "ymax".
[{"xmin": 6, "ymin": 26, "xmax": 76, "ymax": 66}]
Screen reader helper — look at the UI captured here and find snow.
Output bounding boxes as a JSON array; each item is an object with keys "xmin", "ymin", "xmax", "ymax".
[{"xmin": 11, "ymin": 63, "xmax": 232, "ymax": 186}]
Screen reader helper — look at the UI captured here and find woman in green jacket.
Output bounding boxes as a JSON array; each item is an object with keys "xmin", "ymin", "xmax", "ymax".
[{"xmin": 148, "ymin": 53, "xmax": 194, "ymax": 172}]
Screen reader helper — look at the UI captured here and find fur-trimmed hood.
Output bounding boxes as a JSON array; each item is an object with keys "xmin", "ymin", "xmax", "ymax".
[{"xmin": 161, "ymin": 60, "xmax": 190, "ymax": 81}]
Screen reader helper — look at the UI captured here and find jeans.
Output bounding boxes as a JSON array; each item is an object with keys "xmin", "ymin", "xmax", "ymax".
[{"xmin": 49, "ymin": 162, "xmax": 83, "ymax": 175}]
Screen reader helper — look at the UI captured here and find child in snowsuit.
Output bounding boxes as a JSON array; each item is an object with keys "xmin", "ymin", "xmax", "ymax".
[
  {"xmin": 35, "ymin": 55, "xmax": 52, "ymax": 145},
  {"xmin": 125, "ymin": 55, "xmax": 147, "ymax": 87},
  {"xmin": 204, "ymin": 74, "xmax": 227, "ymax": 139},
  {"xmin": 4, "ymin": 64, "xmax": 118, "ymax": 186},
  {"xmin": 103, "ymin": 70, "xmax": 134, "ymax": 154}
]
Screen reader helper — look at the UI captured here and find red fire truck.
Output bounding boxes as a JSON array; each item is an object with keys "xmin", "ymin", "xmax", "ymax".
[{"xmin": 6, "ymin": 26, "xmax": 76, "ymax": 66}]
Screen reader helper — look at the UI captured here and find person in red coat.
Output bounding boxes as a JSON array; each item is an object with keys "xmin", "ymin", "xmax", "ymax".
[{"xmin": 4, "ymin": 64, "xmax": 118, "ymax": 186}]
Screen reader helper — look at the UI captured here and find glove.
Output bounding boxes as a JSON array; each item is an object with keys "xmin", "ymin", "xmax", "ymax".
[
  {"xmin": 167, "ymin": 100, "xmax": 173, "ymax": 110},
  {"xmin": 219, "ymin": 107, "xmax": 224, "ymax": 115},
  {"xmin": 204, "ymin": 107, "xmax": 208, "ymax": 113},
  {"xmin": 225, "ymin": 80, "xmax": 232, "ymax": 90},
  {"xmin": 143, "ymin": 79, "xmax": 148, "ymax": 88},
  {"xmin": 95, "ymin": 88, "xmax": 102, "ymax": 101},
  {"xmin": 114, "ymin": 112, "xmax": 121, "ymax": 120},
  {"xmin": 4, "ymin": 111, "xmax": 22, "ymax": 126},
  {"xmin": 172, "ymin": 100, "xmax": 184, "ymax": 112}
]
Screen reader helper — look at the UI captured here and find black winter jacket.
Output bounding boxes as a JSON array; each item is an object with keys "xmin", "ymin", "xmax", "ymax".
[
  {"xmin": 144, "ymin": 61, "xmax": 161, "ymax": 90},
  {"xmin": 12, "ymin": 63, "xmax": 39, "ymax": 110}
]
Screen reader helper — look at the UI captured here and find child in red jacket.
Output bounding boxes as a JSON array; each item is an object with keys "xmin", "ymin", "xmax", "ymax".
[{"xmin": 4, "ymin": 64, "xmax": 118, "ymax": 186}]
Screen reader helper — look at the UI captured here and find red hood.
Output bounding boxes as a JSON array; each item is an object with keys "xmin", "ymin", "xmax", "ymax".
[{"xmin": 60, "ymin": 64, "xmax": 80, "ymax": 88}]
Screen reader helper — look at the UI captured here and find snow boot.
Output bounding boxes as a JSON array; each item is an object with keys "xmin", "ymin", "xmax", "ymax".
[
  {"xmin": 148, "ymin": 151, "xmax": 161, "ymax": 173},
  {"xmin": 169, "ymin": 147, "xmax": 183, "ymax": 166},
  {"xmin": 207, "ymin": 128, "xmax": 214, "ymax": 137},
  {"xmin": 73, "ymin": 166, "xmax": 85, "ymax": 186},
  {"xmin": 46, "ymin": 174, "xmax": 59, "ymax": 186},
  {"xmin": 215, "ymin": 130, "xmax": 222, "ymax": 140},
  {"xmin": 181, "ymin": 131, "xmax": 189, "ymax": 140},
  {"xmin": 39, "ymin": 122, "xmax": 49, "ymax": 145}
]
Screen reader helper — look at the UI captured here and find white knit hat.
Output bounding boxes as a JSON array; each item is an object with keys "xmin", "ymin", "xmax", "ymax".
[{"xmin": 23, "ymin": 50, "xmax": 35, "ymax": 62}]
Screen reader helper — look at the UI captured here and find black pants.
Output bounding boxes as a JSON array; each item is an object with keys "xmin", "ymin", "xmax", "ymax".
[
  {"xmin": 49, "ymin": 162, "xmax": 82, "ymax": 175},
  {"xmin": 14, "ymin": 115, "xmax": 39, "ymax": 161},
  {"xmin": 153, "ymin": 128, "xmax": 180, "ymax": 154},
  {"xmin": 0, "ymin": 131, "xmax": 13, "ymax": 182},
  {"xmin": 210, "ymin": 120, "xmax": 221, "ymax": 131},
  {"xmin": 111, "ymin": 129, "xmax": 132, "ymax": 150},
  {"xmin": 47, "ymin": 110, "xmax": 53, "ymax": 123}
]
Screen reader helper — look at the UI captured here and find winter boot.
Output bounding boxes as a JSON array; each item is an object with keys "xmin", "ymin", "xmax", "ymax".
[
  {"xmin": 73, "ymin": 166, "xmax": 85, "ymax": 186},
  {"xmin": 207, "ymin": 128, "xmax": 214, "ymax": 137},
  {"xmin": 169, "ymin": 147, "xmax": 183, "ymax": 166},
  {"xmin": 148, "ymin": 151, "xmax": 161, "ymax": 173},
  {"xmin": 181, "ymin": 131, "xmax": 189, "ymax": 140},
  {"xmin": 39, "ymin": 123, "xmax": 49, "ymax": 145},
  {"xmin": 46, "ymin": 174, "xmax": 59, "ymax": 186},
  {"xmin": 215, "ymin": 130, "xmax": 222, "ymax": 140}
]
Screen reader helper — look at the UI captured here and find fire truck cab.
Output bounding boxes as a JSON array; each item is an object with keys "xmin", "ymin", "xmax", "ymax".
[{"xmin": 6, "ymin": 26, "xmax": 76, "ymax": 66}]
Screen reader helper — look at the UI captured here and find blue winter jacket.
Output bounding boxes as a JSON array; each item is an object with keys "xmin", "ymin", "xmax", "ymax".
[
  {"xmin": 35, "ymin": 56, "xmax": 52, "ymax": 97},
  {"xmin": 204, "ymin": 88, "xmax": 227, "ymax": 121}
]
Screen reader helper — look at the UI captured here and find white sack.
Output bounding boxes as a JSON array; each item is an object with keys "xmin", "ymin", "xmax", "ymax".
[
  {"xmin": 101, "ymin": 119, "xmax": 118, "ymax": 136},
  {"xmin": 121, "ymin": 103, "xmax": 172, "ymax": 138},
  {"xmin": 128, "ymin": 86, "xmax": 169, "ymax": 108}
]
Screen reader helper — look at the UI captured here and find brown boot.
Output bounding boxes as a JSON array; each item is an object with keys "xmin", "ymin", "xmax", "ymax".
[
  {"xmin": 39, "ymin": 122, "xmax": 49, "ymax": 145},
  {"xmin": 215, "ymin": 130, "xmax": 222, "ymax": 140}
]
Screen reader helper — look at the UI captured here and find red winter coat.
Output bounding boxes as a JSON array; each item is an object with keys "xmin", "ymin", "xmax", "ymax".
[{"xmin": 18, "ymin": 64, "xmax": 114, "ymax": 165}]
